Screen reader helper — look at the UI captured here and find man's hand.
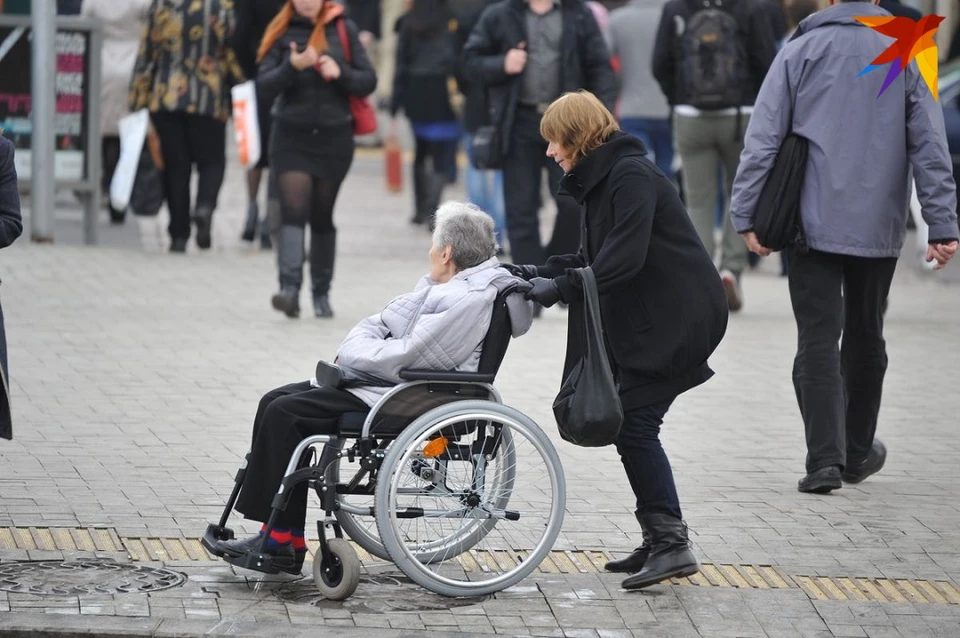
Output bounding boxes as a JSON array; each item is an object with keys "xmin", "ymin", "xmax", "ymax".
[
  {"xmin": 926, "ymin": 241, "xmax": 959, "ymax": 270},
  {"xmin": 742, "ymin": 231, "xmax": 772, "ymax": 257},
  {"xmin": 289, "ymin": 42, "xmax": 320, "ymax": 70},
  {"xmin": 502, "ymin": 263, "xmax": 540, "ymax": 280},
  {"xmin": 358, "ymin": 30, "xmax": 375, "ymax": 49},
  {"xmin": 504, "ymin": 42, "xmax": 527, "ymax": 75},
  {"xmin": 523, "ymin": 277, "xmax": 562, "ymax": 308}
]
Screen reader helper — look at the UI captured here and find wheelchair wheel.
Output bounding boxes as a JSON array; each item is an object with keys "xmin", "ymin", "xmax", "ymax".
[
  {"xmin": 375, "ymin": 401, "xmax": 565, "ymax": 598},
  {"xmin": 333, "ymin": 435, "xmax": 514, "ymax": 564},
  {"xmin": 313, "ymin": 538, "xmax": 360, "ymax": 601}
]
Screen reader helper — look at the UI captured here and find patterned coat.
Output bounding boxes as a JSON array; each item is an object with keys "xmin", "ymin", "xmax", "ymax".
[{"xmin": 129, "ymin": 0, "xmax": 246, "ymax": 122}]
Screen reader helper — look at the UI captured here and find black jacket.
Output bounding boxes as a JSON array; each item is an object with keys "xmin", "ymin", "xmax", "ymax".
[
  {"xmin": 257, "ymin": 16, "xmax": 378, "ymax": 131},
  {"xmin": 543, "ymin": 132, "xmax": 728, "ymax": 408},
  {"xmin": 454, "ymin": 0, "xmax": 501, "ymax": 133},
  {"xmin": 233, "ymin": 0, "xmax": 287, "ymax": 80},
  {"xmin": 0, "ymin": 137, "xmax": 23, "ymax": 440},
  {"xmin": 390, "ymin": 16, "xmax": 459, "ymax": 123},
  {"xmin": 346, "ymin": 0, "xmax": 382, "ymax": 39},
  {"xmin": 461, "ymin": 0, "xmax": 616, "ymax": 143},
  {"xmin": 652, "ymin": 0, "xmax": 776, "ymax": 107}
]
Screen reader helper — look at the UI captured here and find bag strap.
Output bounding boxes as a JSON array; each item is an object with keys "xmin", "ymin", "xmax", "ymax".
[
  {"xmin": 336, "ymin": 18, "xmax": 352, "ymax": 64},
  {"xmin": 574, "ymin": 267, "xmax": 608, "ymax": 366}
]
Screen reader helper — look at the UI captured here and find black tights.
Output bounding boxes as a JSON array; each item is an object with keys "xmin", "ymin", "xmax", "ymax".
[{"xmin": 277, "ymin": 171, "xmax": 343, "ymax": 232}]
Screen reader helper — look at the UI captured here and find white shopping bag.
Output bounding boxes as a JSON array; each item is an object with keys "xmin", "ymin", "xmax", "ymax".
[
  {"xmin": 110, "ymin": 109, "xmax": 150, "ymax": 212},
  {"xmin": 231, "ymin": 80, "xmax": 260, "ymax": 169}
]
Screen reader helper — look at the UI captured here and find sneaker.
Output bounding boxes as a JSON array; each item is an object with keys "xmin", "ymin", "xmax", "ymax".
[
  {"xmin": 842, "ymin": 439, "xmax": 887, "ymax": 484},
  {"xmin": 720, "ymin": 269, "xmax": 743, "ymax": 312},
  {"xmin": 217, "ymin": 534, "xmax": 304, "ymax": 574}
]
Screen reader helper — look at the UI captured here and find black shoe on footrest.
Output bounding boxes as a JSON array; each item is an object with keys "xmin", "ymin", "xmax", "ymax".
[
  {"xmin": 217, "ymin": 534, "xmax": 304, "ymax": 575},
  {"xmin": 201, "ymin": 524, "xmax": 235, "ymax": 557}
]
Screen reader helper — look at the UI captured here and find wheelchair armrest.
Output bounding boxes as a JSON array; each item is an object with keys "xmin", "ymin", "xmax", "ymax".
[{"xmin": 398, "ymin": 369, "xmax": 495, "ymax": 384}]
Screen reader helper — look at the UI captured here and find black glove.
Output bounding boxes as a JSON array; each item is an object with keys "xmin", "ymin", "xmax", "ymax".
[
  {"xmin": 502, "ymin": 263, "xmax": 540, "ymax": 281},
  {"xmin": 523, "ymin": 277, "xmax": 562, "ymax": 308}
]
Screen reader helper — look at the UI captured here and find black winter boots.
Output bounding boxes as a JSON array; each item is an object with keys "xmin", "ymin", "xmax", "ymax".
[
  {"xmin": 272, "ymin": 225, "xmax": 305, "ymax": 318},
  {"xmin": 605, "ymin": 517, "xmax": 651, "ymax": 573},
  {"xmin": 621, "ymin": 513, "xmax": 699, "ymax": 590},
  {"xmin": 309, "ymin": 230, "xmax": 336, "ymax": 318}
]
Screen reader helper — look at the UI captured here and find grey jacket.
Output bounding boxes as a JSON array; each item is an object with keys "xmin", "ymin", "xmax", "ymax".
[
  {"xmin": 607, "ymin": 0, "xmax": 669, "ymax": 119},
  {"xmin": 729, "ymin": 2, "xmax": 959, "ymax": 257},
  {"xmin": 332, "ymin": 259, "xmax": 534, "ymax": 407}
]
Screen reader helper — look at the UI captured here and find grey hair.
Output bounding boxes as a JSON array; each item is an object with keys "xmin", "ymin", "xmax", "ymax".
[{"xmin": 431, "ymin": 201, "xmax": 498, "ymax": 271}]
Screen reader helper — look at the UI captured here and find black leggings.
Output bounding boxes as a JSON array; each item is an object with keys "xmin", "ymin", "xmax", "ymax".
[{"xmin": 276, "ymin": 171, "xmax": 344, "ymax": 232}]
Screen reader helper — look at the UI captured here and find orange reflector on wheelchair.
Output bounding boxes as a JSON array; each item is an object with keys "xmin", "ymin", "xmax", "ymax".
[{"xmin": 422, "ymin": 437, "xmax": 449, "ymax": 458}]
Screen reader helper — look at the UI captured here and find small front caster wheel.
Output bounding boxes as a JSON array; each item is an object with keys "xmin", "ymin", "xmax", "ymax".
[{"xmin": 313, "ymin": 538, "xmax": 360, "ymax": 600}]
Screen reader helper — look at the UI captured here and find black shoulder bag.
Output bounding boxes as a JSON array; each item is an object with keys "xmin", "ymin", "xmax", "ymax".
[{"xmin": 552, "ymin": 268, "xmax": 623, "ymax": 447}]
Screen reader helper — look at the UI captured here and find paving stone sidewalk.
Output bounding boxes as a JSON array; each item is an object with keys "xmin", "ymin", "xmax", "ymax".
[{"xmin": 1, "ymin": 152, "xmax": 959, "ymax": 637}]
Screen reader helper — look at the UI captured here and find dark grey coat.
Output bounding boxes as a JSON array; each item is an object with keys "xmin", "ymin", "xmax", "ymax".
[{"xmin": 0, "ymin": 136, "xmax": 24, "ymax": 440}]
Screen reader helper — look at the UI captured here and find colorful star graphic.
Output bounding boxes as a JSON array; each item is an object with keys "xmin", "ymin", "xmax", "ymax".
[{"xmin": 855, "ymin": 15, "xmax": 945, "ymax": 101}]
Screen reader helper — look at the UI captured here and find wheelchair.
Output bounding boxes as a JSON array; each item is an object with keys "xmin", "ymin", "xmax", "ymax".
[{"xmin": 202, "ymin": 285, "xmax": 567, "ymax": 600}]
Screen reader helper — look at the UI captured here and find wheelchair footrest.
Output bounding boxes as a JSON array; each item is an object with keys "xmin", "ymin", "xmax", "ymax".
[{"xmin": 201, "ymin": 524, "xmax": 235, "ymax": 557}]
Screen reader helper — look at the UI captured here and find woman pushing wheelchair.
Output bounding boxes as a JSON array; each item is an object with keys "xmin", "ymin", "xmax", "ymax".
[
  {"xmin": 211, "ymin": 203, "xmax": 533, "ymax": 575},
  {"xmin": 507, "ymin": 92, "xmax": 728, "ymax": 590}
]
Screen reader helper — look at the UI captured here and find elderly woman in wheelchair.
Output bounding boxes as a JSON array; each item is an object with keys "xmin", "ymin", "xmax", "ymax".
[{"xmin": 204, "ymin": 202, "xmax": 567, "ymax": 599}]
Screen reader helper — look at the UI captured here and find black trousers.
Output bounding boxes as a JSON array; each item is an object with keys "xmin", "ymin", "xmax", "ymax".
[
  {"xmin": 150, "ymin": 111, "xmax": 226, "ymax": 240},
  {"xmin": 502, "ymin": 106, "xmax": 581, "ymax": 266},
  {"xmin": 787, "ymin": 247, "xmax": 898, "ymax": 473},
  {"xmin": 235, "ymin": 381, "xmax": 369, "ymax": 530},
  {"xmin": 615, "ymin": 398, "xmax": 683, "ymax": 521}
]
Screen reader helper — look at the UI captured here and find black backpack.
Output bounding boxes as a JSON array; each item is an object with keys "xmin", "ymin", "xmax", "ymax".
[{"xmin": 678, "ymin": 0, "xmax": 748, "ymax": 110}]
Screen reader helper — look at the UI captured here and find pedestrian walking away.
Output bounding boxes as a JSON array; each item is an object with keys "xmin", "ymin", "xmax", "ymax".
[
  {"xmin": 652, "ymin": 0, "xmax": 776, "ymax": 311},
  {"xmin": 81, "ymin": 0, "xmax": 151, "ymax": 225},
  {"xmin": 390, "ymin": 0, "xmax": 462, "ymax": 228},
  {"xmin": 129, "ymin": 0, "xmax": 245, "ymax": 253},
  {"xmin": 729, "ymin": 0, "xmax": 960, "ymax": 494},
  {"xmin": 507, "ymin": 91, "xmax": 728, "ymax": 590},
  {"xmin": 256, "ymin": 0, "xmax": 377, "ymax": 319},
  {"xmin": 233, "ymin": 0, "xmax": 288, "ymax": 249}
]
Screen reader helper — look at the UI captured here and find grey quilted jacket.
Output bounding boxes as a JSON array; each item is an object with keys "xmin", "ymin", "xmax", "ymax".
[{"xmin": 330, "ymin": 259, "xmax": 534, "ymax": 407}]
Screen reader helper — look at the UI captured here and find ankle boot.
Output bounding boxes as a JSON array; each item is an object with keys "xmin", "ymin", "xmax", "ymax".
[
  {"xmin": 241, "ymin": 201, "xmax": 258, "ymax": 242},
  {"xmin": 621, "ymin": 513, "xmax": 699, "ymax": 590},
  {"xmin": 605, "ymin": 513, "xmax": 651, "ymax": 573},
  {"xmin": 272, "ymin": 225, "xmax": 304, "ymax": 318},
  {"xmin": 310, "ymin": 230, "xmax": 336, "ymax": 318},
  {"xmin": 193, "ymin": 206, "xmax": 214, "ymax": 250}
]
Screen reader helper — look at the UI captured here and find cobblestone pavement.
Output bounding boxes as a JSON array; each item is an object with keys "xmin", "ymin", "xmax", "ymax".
[{"xmin": 1, "ymin": 148, "xmax": 960, "ymax": 637}]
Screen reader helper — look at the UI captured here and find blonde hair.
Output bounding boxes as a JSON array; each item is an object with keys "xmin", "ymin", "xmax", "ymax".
[{"xmin": 540, "ymin": 91, "xmax": 620, "ymax": 164}]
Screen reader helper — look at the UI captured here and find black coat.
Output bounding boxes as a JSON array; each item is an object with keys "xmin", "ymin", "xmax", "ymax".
[
  {"xmin": 390, "ymin": 16, "xmax": 459, "ymax": 122},
  {"xmin": 0, "ymin": 137, "xmax": 24, "ymax": 440},
  {"xmin": 454, "ymin": 0, "xmax": 501, "ymax": 133},
  {"xmin": 257, "ymin": 16, "xmax": 378, "ymax": 131},
  {"xmin": 543, "ymin": 132, "xmax": 728, "ymax": 409},
  {"xmin": 652, "ymin": 0, "xmax": 776, "ymax": 107},
  {"xmin": 232, "ymin": 0, "xmax": 287, "ymax": 80},
  {"xmin": 461, "ymin": 0, "xmax": 616, "ymax": 147}
]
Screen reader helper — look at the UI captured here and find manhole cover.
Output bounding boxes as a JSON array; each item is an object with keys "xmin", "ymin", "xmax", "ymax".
[
  {"xmin": 277, "ymin": 573, "xmax": 489, "ymax": 612},
  {"xmin": 0, "ymin": 559, "xmax": 186, "ymax": 595}
]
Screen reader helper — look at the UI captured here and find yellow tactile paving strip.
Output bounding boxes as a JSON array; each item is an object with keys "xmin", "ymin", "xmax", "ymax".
[{"xmin": 2, "ymin": 527, "xmax": 959, "ymax": 605}]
